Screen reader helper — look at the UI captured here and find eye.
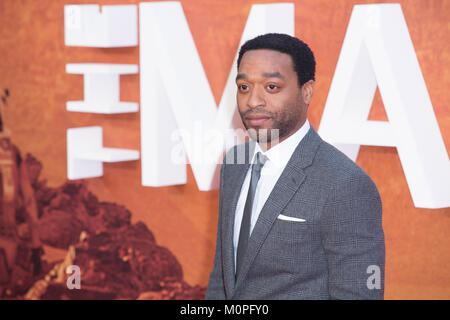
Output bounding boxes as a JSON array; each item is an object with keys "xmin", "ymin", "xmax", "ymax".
[
  {"xmin": 238, "ymin": 84, "xmax": 249, "ymax": 92},
  {"xmin": 266, "ymin": 84, "xmax": 279, "ymax": 91}
]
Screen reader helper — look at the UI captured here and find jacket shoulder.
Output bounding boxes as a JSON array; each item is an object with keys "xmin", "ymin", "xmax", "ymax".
[
  {"xmin": 310, "ymin": 139, "xmax": 380, "ymax": 198},
  {"xmin": 222, "ymin": 142, "xmax": 252, "ymax": 165}
]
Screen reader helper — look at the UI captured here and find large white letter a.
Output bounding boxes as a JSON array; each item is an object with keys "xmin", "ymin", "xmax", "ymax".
[{"xmin": 318, "ymin": 4, "xmax": 450, "ymax": 209}]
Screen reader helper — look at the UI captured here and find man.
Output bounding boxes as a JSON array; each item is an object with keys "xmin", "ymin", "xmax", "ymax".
[{"xmin": 206, "ymin": 33, "xmax": 385, "ymax": 300}]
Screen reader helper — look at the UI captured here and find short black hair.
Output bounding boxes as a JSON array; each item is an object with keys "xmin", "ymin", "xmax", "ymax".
[{"xmin": 237, "ymin": 33, "xmax": 316, "ymax": 87}]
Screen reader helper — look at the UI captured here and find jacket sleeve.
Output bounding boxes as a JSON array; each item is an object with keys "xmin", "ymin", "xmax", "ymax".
[
  {"xmin": 320, "ymin": 171, "xmax": 385, "ymax": 300},
  {"xmin": 205, "ymin": 161, "xmax": 226, "ymax": 299}
]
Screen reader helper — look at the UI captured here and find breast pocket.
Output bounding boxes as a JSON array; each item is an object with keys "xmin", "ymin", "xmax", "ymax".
[
  {"xmin": 255, "ymin": 217, "xmax": 311, "ymax": 273},
  {"xmin": 270, "ymin": 218, "xmax": 310, "ymax": 242}
]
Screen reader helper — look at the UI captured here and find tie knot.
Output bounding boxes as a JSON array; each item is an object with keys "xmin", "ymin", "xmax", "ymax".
[{"xmin": 255, "ymin": 152, "xmax": 268, "ymax": 167}]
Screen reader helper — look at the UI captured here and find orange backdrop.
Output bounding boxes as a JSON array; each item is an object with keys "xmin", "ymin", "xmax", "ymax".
[{"xmin": 1, "ymin": 0, "xmax": 449, "ymax": 299}]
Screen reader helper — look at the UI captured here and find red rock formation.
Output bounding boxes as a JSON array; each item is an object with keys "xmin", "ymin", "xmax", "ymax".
[{"xmin": 0, "ymin": 151, "xmax": 206, "ymax": 300}]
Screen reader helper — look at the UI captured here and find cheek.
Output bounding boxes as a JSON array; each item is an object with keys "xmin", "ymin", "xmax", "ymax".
[
  {"xmin": 236, "ymin": 95, "xmax": 246, "ymax": 112},
  {"xmin": 266, "ymin": 98, "xmax": 301, "ymax": 126},
  {"xmin": 266, "ymin": 95, "xmax": 291, "ymax": 114}
]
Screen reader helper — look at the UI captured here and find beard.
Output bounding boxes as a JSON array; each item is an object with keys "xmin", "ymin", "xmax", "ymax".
[{"xmin": 240, "ymin": 104, "xmax": 303, "ymax": 144}]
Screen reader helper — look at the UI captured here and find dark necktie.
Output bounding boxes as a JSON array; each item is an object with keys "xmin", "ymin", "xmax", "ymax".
[{"xmin": 236, "ymin": 151, "xmax": 267, "ymax": 278}]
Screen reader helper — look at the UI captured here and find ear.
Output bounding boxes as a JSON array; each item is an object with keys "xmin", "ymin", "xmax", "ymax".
[{"xmin": 301, "ymin": 80, "xmax": 314, "ymax": 105}]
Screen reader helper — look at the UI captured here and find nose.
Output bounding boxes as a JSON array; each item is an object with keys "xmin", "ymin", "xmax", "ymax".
[{"xmin": 247, "ymin": 85, "xmax": 265, "ymax": 109}]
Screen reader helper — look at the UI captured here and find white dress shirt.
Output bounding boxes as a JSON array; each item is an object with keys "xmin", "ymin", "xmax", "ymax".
[{"xmin": 233, "ymin": 120, "xmax": 311, "ymax": 271}]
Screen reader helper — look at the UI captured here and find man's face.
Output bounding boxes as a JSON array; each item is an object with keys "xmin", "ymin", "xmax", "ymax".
[{"xmin": 236, "ymin": 49, "xmax": 313, "ymax": 144}]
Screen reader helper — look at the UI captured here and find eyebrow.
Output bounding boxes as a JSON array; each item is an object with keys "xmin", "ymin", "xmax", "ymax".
[
  {"xmin": 262, "ymin": 72, "xmax": 285, "ymax": 79},
  {"xmin": 236, "ymin": 72, "xmax": 285, "ymax": 81}
]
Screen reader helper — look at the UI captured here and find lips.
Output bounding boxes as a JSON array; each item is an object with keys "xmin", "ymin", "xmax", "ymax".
[{"xmin": 245, "ymin": 114, "xmax": 271, "ymax": 126}]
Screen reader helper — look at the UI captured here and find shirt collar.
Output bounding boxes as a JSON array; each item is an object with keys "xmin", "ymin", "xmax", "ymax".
[{"xmin": 250, "ymin": 120, "xmax": 310, "ymax": 168}]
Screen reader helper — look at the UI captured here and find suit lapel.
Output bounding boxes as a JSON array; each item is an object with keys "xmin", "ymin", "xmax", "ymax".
[
  {"xmin": 221, "ymin": 142, "xmax": 254, "ymax": 297},
  {"xmin": 232, "ymin": 127, "xmax": 323, "ymax": 296}
]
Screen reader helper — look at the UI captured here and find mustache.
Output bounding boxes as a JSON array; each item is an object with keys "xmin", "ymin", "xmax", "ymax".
[{"xmin": 242, "ymin": 109, "xmax": 275, "ymax": 118}]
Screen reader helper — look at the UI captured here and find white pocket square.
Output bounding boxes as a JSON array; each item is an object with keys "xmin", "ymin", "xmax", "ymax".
[{"xmin": 277, "ymin": 214, "xmax": 306, "ymax": 222}]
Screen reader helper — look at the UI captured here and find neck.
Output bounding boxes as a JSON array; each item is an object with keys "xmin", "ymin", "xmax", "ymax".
[{"xmin": 257, "ymin": 118, "xmax": 307, "ymax": 152}]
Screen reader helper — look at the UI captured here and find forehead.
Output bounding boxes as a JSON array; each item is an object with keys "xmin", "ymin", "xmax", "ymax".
[{"xmin": 238, "ymin": 49, "xmax": 295, "ymax": 75}]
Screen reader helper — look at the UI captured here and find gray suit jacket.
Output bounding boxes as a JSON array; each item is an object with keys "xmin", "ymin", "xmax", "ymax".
[{"xmin": 206, "ymin": 126, "xmax": 385, "ymax": 300}]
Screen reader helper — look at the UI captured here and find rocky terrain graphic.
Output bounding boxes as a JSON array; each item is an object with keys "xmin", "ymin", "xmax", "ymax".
[{"xmin": 0, "ymin": 146, "xmax": 206, "ymax": 300}]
